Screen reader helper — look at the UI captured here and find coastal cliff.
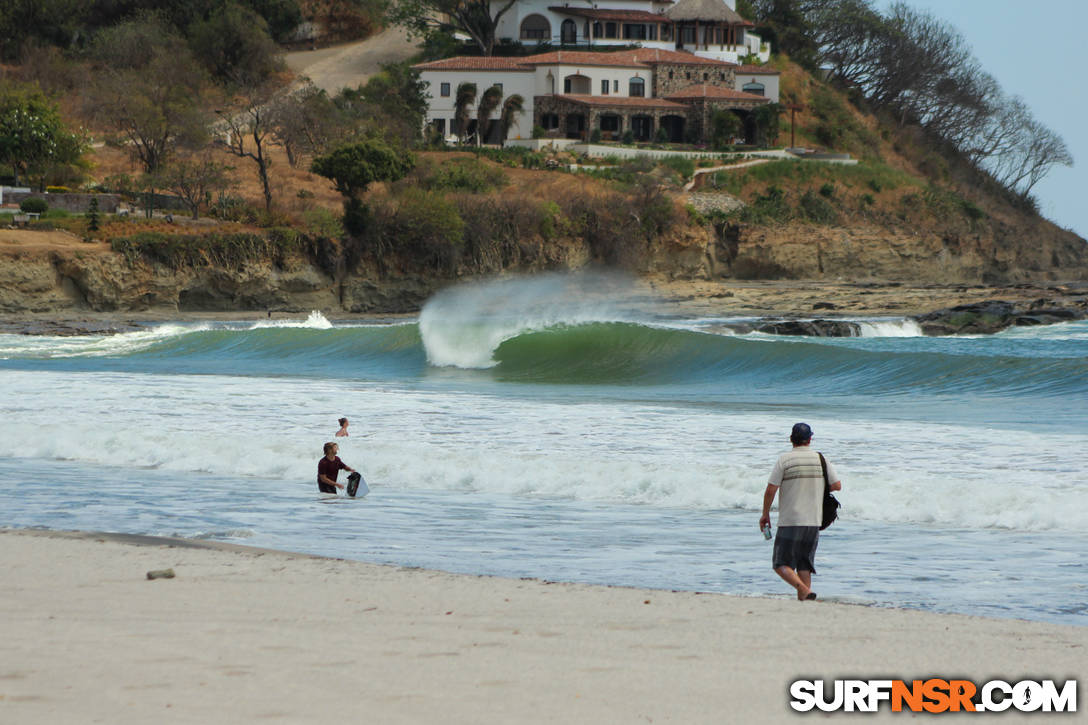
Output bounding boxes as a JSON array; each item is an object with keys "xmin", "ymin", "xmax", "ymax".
[{"xmin": 2, "ymin": 211, "xmax": 1086, "ymax": 317}]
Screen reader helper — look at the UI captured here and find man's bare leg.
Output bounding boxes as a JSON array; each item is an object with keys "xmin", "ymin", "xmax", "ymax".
[{"xmin": 775, "ymin": 566, "xmax": 814, "ymax": 600}]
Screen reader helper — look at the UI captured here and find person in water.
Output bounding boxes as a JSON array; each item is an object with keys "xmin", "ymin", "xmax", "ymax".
[
  {"xmin": 758, "ymin": 423, "xmax": 842, "ymax": 601},
  {"xmin": 317, "ymin": 442, "xmax": 356, "ymax": 493},
  {"xmin": 335, "ymin": 417, "xmax": 349, "ymax": 437}
]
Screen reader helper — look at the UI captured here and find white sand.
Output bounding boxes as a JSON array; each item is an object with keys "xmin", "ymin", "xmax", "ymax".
[{"xmin": 1, "ymin": 529, "xmax": 1083, "ymax": 723}]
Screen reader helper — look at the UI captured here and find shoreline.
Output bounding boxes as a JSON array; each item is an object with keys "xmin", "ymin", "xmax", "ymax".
[
  {"xmin": 2, "ymin": 279, "xmax": 1086, "ymax": 335},
  {"xmin": 3, "ymin": 527, "xmax": 1085, "ymax": 723}
]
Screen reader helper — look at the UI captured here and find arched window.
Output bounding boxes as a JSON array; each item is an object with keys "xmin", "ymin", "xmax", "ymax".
[
  {"xmin": 520, "ymin": 14, "xmax": 551, "ymax": 41},
  {"xmin": 742, "ymin": 81, "xmax": 765, "ymax": 96},
  {"xmin": 561, "ymin": 19, "xmax": 577, "ymax": 44},
  {"xmin": 564, "ymin": 74, "xmax": 591, "ymax": 94},
  {"xmin": 629, "ymin": 77, "xmax": 645, "ymax": 97}
]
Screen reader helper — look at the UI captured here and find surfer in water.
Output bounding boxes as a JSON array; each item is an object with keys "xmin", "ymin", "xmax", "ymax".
[
  {"xmin": 335, "ymin": 417, "xmax": 349, "ymax": 437},
  {"xmin": 317, "ymin": 442, "xmax": 356, "ymax": 493}
]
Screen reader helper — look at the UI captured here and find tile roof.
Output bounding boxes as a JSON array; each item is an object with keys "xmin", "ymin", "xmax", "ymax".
[
  {"xmin": 415, "ymin": 49, "xmax": 740, "ymax": 73},
  {"xmin": 561, "ymin": 94, "xmax": 689, "ymax": 110},
  {"xmin": 664, "ymin": 84, "xmax": 770, "ymax": 101},
  {"xmin": 519, "ymin": 50, "xmax": 651, "ymax": 68},
  {"xmin": 548, "ymin": 7, "xmax": 669, "ymax": 22},
  {"xmin": 413, "ymin": 56, "xmax": 535, "ymax": 71},
  {"xmin": 733, "ymin": 64, "xmax": 780, "ymax": 75}
]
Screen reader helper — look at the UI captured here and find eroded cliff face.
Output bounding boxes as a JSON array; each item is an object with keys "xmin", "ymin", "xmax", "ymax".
[
  {"xmin": 2, "ymin": 218, "xmax": 1086, "ymax": 315},
  {"xmin": 655, "ymin": 218, "xmax": 1088, "ymax": 284}
]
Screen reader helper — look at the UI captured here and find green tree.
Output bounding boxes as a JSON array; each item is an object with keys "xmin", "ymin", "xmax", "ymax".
[
  {"xmin": 87, "ymin": 17, "xmax": 210, "ymax": 174},
  {"xmin": 709, "ymin": 109, "xmax": 743, "ymax": 150},
  {"xmin": 499, "ymin": 94, "xmax": 525, "ymax": 141},
  {"xmin": 188, "ymin": 1, "xmax": 285, "ymax": 86},
  {"xmin": 0, "ymin": 80, "xmax": 85, "ymax": 187},
  {"xmin": 311, "ymin": 140, "xmax": 415, "ymax": 198},
  {"xmin": 476, "ymin": 86, "xmax": 502, "ymax": 146},
  {"xmin": 453, "ymin": 82, "xmax": 476, "ymax": 143},
  {"xmin": 311, "ymin": 140, "xmax": 415, "ymax": 235},
  {"xmin": 387, "ymin": 0, "xmax": 519, "ymax": 57}
]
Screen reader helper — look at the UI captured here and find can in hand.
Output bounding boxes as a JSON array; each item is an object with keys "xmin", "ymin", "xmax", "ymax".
[{"xmin": 761, "ymin": 523, "xmax": 773, "ymax": 540}]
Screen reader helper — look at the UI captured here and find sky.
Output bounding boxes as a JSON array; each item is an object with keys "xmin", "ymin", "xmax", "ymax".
[{"xmin": 882, "ymin": 0, "xmax": 1088, "ymax": 239}]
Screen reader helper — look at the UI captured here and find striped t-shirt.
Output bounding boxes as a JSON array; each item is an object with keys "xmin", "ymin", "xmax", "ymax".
[{"xmin": 768, "ymin": 447, "xmax": 839, "ymax": 527}]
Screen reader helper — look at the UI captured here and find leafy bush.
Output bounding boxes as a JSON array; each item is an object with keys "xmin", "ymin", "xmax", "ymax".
[
  {"xmin": 659, "ymin": 156, "xmax": 695, "ymax": 181},
  {"xmin": 819, "ymin": 182, "xmax": 835, "ymax": 198},
  {"xmin": 590, "ymin": 128, "xmax": 602, "ymax": 143},
  {"xmin": 20, "ymin": 198, "xmax": 49, "ymax": 214},
  {"xmin": 799, "ymin": 190, "xmax": 838, "ymax": 224},
  {"xmin": 46, "ymin": 185, "xmax": 71, "ymax": 193},
  {"xmin": 418, "ymin": 158, "xmax": 507, "ymax": 193},
  {"xmin": 303, "ymin": 208, "xmax": 344, "ymax": 239},
  {"xmin": 621, "ymin": 129, "xmax": 634, "ymax": 145}
]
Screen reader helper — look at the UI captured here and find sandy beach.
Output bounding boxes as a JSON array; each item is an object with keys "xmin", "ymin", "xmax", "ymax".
[{"xmin": 1, "ymin": 529, "xmax": 1083, "ymax": 723}]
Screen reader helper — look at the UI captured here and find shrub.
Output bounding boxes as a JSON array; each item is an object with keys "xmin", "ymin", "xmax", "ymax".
[
  {"xmin": 621, "ymin": 129, "xmax": 634, "ymax": 145},
  {"xmin": 590, "ymin": 128, "xmax": 602, "ymax": 143},
  {"xmin": 303, "ymin": 208, "xmax": 344, "ymax": 239},
  {"xmin": 46, "ymin": 185, "xmax": 72, "ymax": 193},
  {"xmin": 655, "ymin": 127, "xmax": 669, "ymax": 143},
  {"xmin": 418, "ymin": 158, "xmax": 507, "ymax": 193},
  {"xmin": 20, "ymin": 198, "xmax": 49, "ymax": 214},
  {"xmin": 659, "ymin": 156, "xmax": 695, "ymax": 181},
  {"xmin": 799, "ymin": 190, "xmax": 838, "ymax": 224},
  {"xmin": 532, "ymin": 125, "xmax": 547, "ymax": 139},
  {"xmin": 819, "ymin": 182, "xmax": 835, "ymax": 198}
]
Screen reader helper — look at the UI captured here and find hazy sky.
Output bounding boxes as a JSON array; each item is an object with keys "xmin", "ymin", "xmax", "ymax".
[{"xmin": 883, "ymin": 0, "xmax": 1087, "ymax": 239}]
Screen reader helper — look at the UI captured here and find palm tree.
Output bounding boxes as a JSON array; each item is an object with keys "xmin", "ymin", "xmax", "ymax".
[
  {"xmin": 498, "ymin": 94, "xmax": 525, "ymax": 142},
  {"xmin": 476, "ymin": 85, "xmax": 503, "ymax": 146},
  {"xmin": 454, "ymin": 82, "xmax": 477, "ymax": 144}
]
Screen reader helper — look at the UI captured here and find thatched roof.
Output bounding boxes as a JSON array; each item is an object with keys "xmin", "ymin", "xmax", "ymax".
[{"xmin": 665, "ymin": 0, "xmax": 750, "ymax": 23}]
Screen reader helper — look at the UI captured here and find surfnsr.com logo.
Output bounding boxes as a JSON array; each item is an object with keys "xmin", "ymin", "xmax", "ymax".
[{"xmin": 790, "ymin": 679, "xmax": 1077, "ymax": 713}]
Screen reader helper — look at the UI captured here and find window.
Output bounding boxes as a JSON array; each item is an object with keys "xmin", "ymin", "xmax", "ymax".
[
  {"xmin": 520, "ymin": 14, "xmax": 550, "ymax": 41},
  {"xmin": 561, "ymin": 19, "xmax": 577, "ymax": 44},
  {"xmin": 431, "ymin": 119, "xmax": 446, "ymax": 136},
  {"xmin": 648, "ymin": 25, "xmax": 657, "ymax": 40},
  {"xmin": 613, "ymin": 80, "xmax": 619, "ymax": 92},
  {"xmin": 682, "ymin": 26, "xmax": 695, "ymax": 44},
  {"xmin": 602, "ymin": 79, "xmax": 609, "ymax": 95},
  {"xmin": 440, "ymin": 82, "xmax": 450, "ymax": 97},
  {"xmin": 564, "ymin": 78, "xmax": 571, "ymax": 93},
  {"xmin": 742, "ymin": 81, "xmax": 766, "ymax": 96},
  {"xmin": 605, "ymin": 22, "xmax": 617, "ymax": 39},
  {"xmin": 623, "ymin": 24, "xmax": 646, "ymax": 40},
  {"xmin": 629, "ymin": 77, "xmax": 645, "ymax": 97}
]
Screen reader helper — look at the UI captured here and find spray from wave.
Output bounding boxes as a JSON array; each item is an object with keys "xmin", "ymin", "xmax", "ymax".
[{"xmin": 418, "ymin": 272, "xmax": 656, "ymax": 368}]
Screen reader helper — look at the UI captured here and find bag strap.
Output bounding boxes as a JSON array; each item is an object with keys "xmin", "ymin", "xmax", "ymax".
[{"xmin": 817, "ymin": 451, "xmax": 830, "ymax": 495}]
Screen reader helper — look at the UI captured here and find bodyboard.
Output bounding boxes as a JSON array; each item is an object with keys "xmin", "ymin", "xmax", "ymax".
[{"xmin": 346, "ymin": 471, "xmax": 369, "ymax": 498}]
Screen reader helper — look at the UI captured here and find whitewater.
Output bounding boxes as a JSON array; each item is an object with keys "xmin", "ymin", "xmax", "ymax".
[{"xmin": 2, "ymin": 274, "xmax": 1086, "ymax": 626}]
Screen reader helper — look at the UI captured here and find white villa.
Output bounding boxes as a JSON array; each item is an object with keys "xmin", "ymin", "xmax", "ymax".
[
  {"xmin": 492, "ymin": 0, "xmax": 770, "ymax": 65},
  {"xmin": 417, "ymin": 0, "xmax": 778, "ymax": 145}
]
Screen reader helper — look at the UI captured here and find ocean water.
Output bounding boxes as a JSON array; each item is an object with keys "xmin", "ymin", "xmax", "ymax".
[{"xmin": 1, "ymin": 274, "xmax": 1086, "ymax": 626}]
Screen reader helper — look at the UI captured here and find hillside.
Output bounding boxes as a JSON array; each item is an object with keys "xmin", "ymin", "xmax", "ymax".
[{"xmin": 2, "ymin": 22, "xmax": 1087, "ymax": 317}]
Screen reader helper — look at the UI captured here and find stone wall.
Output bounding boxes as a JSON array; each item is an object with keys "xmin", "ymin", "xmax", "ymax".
[
  {"xmin": 651, "ymin": 63, "xmax": 736, "ymax": 98},
  {"xmin": 5, "ymin": 192, "xmax": 120, "ymax": 214}
]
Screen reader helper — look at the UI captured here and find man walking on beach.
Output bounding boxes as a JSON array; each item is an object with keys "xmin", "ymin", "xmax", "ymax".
[
  {"xmin": 317, "ymin": 442, "xmax": 356, "ymax": 493},
  {"xmin": 759, "ymin": 423, "xmax": 842, "ymax": 601}
]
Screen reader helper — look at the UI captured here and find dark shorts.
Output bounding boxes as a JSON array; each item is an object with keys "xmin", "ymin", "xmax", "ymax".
[
  {"xmin": 773, "ymin": 526, "xmax": 820, "ymax": 573},
  {"xmin": 318, "ymin": 481, "xmax": 338, "ymax": 494}
]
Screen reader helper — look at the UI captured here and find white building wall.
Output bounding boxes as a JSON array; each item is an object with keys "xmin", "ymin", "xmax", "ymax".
[
  {"xmin": 534, "ymin": 63, "xmax": 653, "ymax": 97},
  {"xmin": 419, "ymin": 69, "xmax": 537, "ymax": 136},
  {"xmin": 735, "ymin": 72, "xmax": 779, "ymax": 102}
]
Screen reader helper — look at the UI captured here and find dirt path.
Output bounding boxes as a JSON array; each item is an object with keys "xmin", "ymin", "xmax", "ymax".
[{"xmin": 285, "ymin": 27, "xmax": 419, "ymax": 93}]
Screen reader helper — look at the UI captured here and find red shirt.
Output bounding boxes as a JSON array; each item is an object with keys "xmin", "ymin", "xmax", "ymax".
[{"xmin": 318, "ymin": 456, "xmax": 347, "ymax": 483}]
